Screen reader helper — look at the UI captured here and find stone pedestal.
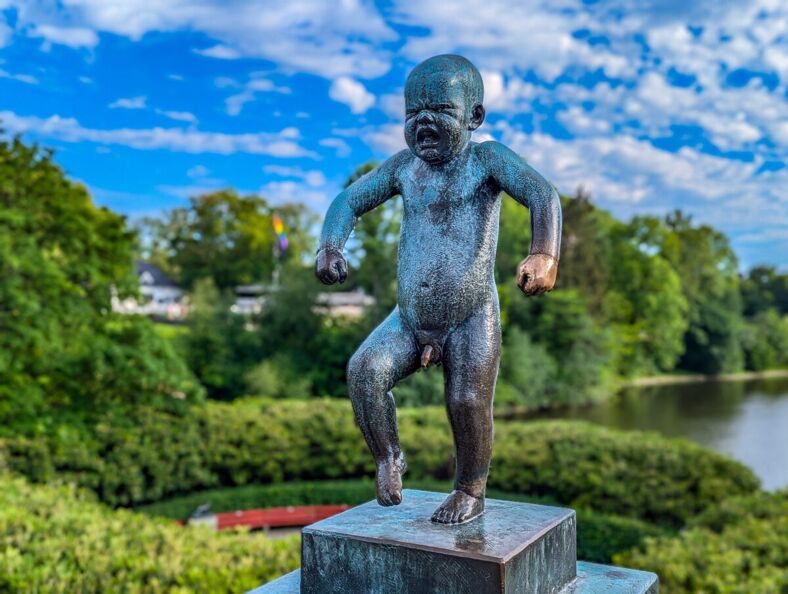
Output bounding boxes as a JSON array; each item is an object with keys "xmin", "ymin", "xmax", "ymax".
[{"xmin": 249, "ymin": 490, "xmax": 657, "ymax": 594}]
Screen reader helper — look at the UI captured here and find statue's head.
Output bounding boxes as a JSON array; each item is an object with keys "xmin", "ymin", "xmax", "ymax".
[{"xmin": 404, "ymin": 55, "xmax": 485, "ymax": 165}]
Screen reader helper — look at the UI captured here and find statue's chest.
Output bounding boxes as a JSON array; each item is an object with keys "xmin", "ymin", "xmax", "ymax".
[{"xmin": 402, "ymin": 174, "xmax": 481, "ymax": 225}]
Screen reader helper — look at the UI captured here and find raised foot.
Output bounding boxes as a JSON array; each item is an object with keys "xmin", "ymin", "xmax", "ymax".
[
  {"xmin": 375, "ymin": 456, "xmax": 407, "ymax": 506},
  {"xmin": 431, "ymin": 490, "xmax": 484, "ymax": 524}
]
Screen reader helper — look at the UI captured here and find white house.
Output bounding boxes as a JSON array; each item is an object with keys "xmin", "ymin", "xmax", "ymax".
[{"xmin": 112, "ymin": 261, "xmax": 187, "ymax": 319}]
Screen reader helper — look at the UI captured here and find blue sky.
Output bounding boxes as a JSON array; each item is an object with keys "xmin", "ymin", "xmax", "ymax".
[{"xmin": 1, "ymin": 0, "xmax": 786, "ymax": 269}]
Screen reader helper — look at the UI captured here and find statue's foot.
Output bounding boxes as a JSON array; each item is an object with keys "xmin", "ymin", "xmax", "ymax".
[
  {"xmin": 375, "ymin": 455, "xmax": 407, "ymax": 506},
  {"xmin": 431, "ymin": 490, "xmax": 484, "ymax": 524}
]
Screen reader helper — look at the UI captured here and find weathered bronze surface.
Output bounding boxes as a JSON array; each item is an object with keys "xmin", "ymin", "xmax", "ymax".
[{"xmin": 316, "ymin": 54, "xmax": 562, "ymax": 524}]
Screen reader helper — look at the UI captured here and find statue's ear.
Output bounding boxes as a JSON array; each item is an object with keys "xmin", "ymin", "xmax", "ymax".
[{"xmin": 469, "ymin": 104, "xmax": 485, "ymax": 131}]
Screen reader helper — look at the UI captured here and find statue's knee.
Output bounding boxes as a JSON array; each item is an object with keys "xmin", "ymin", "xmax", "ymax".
[
  {"xmin": 348, "ymin": 349, "xmax": 387, "ymax": 391},
  {"xmin": 449, "ymin": 392, "xmax": 490, "ymax": 416}
]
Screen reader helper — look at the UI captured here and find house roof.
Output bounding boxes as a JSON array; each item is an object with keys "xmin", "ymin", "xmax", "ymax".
[{"xmin": 134, "ymin": 260, "xmax": 180, "ymax": 288}]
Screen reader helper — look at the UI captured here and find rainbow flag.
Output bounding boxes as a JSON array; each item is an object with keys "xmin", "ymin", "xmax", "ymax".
[{"xmin": 272, "ymin": 213, "xmax": 288, "ymax": 253}]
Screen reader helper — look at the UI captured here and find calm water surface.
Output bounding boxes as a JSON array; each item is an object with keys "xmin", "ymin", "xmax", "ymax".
[{"xmin": 536, "ymin": 377, "xmax": 788, "ymax": 490}]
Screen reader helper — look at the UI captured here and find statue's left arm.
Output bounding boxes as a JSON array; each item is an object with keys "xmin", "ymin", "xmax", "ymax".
[
  {"xmin": 481, "ymin": 141, "xmax": 562, "ymax": 295},
  {"xmin": 316, "ymin": 150, "xmax": 408, "ymax": 285}
]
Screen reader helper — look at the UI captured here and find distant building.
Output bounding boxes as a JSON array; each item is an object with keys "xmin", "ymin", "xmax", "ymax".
[
  {"xmin": 115, "ymin": 264, "xmax": 374, "ymax": 320},
  {"xmin": 112, "ymin": 261, "xmax": 187, "ymax": 319},
  {"xmin": 314, "ymin": 290, "xmax": 375, "ymax": 318},
  {"xmin": 231, "ymin": 284, "xmax": 374, "ymax": 318}
]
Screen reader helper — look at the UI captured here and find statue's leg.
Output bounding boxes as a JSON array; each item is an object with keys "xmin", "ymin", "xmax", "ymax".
[
  {"xmin": 432, "ymin": 298, "xmax": 500, "ymax": 524},
  {"xmin": 348, "ymin": 307, "xmax": 420, "ymax": 506}
]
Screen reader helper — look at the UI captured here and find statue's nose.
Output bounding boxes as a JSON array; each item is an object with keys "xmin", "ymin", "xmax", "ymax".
[{"xmin": 417, "ymin": 111, "xmax": 433, "ymax": 125}]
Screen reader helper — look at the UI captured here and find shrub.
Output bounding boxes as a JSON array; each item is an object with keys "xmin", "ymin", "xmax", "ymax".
[
  {"xmin": 0, "ymin": 400, "xmax": 759, "ymax": 527},
  {"xmin": 616, "ymin": 490, "xmax": 788, "ymax": 594},
  {"xmin": 137, "ymin": 479, "xmax": 667, "ymax": 564},
  {"xmin": 0, "ymin": 474, "xmax": 299, "ymax": 594},
  {"xmin": 488, "ymin": 420, "xmax": 759, "ymax": 527}
]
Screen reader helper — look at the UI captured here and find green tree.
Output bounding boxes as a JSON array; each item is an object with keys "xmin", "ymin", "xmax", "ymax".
[
  {"xmin": 497, "ymin": 328, "xmax": 557, "ymax": 408},
  {"xmin": 183, "ymin": 278, "xmax": 260, "ymax": 400},
  {"xmin": 555, "ymin": 188, "xmax": 614, "ymax": 315},
  {"xmin": 508, "ymin": 290, "xmax": 615, "ymax": 405},
  {"xmin": 343, "ymin": 162, "xmax": 401, "ymax": 322},
  {"xmin": 741, "ymin": 265, "xmax": 788, "ymax": 317},
  {"xmin": 495, "ymin": 192, "xmax": 533, "ymax": 327},
  {"xmin": 741, "ymin": 309, "xmax": 788, "ymax": 371},
  {"xmin": 0, "ymin": 133, "xmax": 201, "ymax": 427},
  {"xmin": 662, "ymin": 211, "xmax": 745, "ymax": 374},
  {"xmin": 605, "ymin": 217, "xmax": 689, "ymax": 375},
  {"xmin": 139, "ymin": 190, "xmax": 276, "ymax": 290}
]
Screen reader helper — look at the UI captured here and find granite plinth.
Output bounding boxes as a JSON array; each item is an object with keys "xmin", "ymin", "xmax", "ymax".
[
  {"xmin": 248, "ymin": 563, "xmax": 658, "ymax": 594},
  {"xmin": 248, "ymin": 490, "xmax": 658, "ymax": 594}
]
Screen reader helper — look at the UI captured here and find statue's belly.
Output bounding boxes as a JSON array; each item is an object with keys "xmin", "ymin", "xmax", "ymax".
[{"xmin": 397, "ymin": 227, "xmax": 494, "ymax": 336}]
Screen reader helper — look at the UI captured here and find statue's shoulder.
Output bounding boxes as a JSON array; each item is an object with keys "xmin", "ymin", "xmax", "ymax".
[
  {"xmin": 384, "ymin": 149, "xmax": 412, "ymax": 166},
  {"xmin": 381, "ymin": 149, "xmax": 415, "ymax": 186},
  {"xmin": 474, "ymin": 140, "xmax": 514, "ymax": 161}
]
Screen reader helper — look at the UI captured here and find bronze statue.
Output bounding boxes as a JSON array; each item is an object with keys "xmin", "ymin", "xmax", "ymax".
[{"xmin": 316, "ymin": 54, "xmax": 562, "ymax": 524}]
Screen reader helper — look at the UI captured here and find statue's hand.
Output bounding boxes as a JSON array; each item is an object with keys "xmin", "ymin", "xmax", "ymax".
[
  {"xmin": 516, "ymin": 254, "xmax": 558, "ymax": 296},
  {"xmin": 316, "ymin": 247, "xmax": 348, "ymax": 285}
]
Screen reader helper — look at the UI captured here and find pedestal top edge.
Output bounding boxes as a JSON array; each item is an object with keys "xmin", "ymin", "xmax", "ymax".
[{"xmin": 302, "ymin": 489, "xmax": 575, "ymax": 563}]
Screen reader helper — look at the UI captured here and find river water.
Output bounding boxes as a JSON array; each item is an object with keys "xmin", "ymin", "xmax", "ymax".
[{"xmin": 536, "ymin": 377, "xmax": 788, "ymax": 490}]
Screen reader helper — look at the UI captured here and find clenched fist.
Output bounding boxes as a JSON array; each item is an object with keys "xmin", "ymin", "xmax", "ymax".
[
  {"xmin": 316, "ymin": 247, "xmax": 348, "ymax": 285},
  {"xmin": 516, "ymin": 254, "xmax": 558, "ymax": 296}
]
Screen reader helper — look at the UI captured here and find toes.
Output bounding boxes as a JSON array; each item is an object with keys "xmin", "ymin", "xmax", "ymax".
[
  {"xmin": 390, "ymin": 490, "xmax": 402, "ymax": 505},
  {"xmin": 377, "ymin": 490, "xmax": 392, "ymax": 506}
]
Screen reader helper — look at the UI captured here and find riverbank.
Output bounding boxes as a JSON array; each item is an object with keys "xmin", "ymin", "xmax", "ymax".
[{"xmin": 621, "ymin": 369, "xmax": 788, "ymax": 387}]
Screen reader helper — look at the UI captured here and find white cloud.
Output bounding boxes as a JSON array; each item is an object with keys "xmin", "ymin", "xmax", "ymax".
[
  {"xmin": 263, "ymin": 165, "xmax": 327, "ymax": 187},
  {"xmin": 329, "ymin": 77, "xmax": 375, "ymax": 114},
  {"xmin": 379, "ymin": 92, "xmax": 404, "ymax": 119},
  {"xmin": 11, "ymin": 0, "xmax": 396, "ymax": 78},
  {"xmin": 363, "ymin": 123, "xmax": 405, "ymax": 155},
  {"xmin": 0, "ymin": 15, "xmax": 11, "ymax": 47},
  {"xmin": 260, "ymin": 180, "xmax": 330, "ymax": 209},
  {"xmin": 223, "ymin": 75, "xmax": 291, "ymax": 116},
  {"xmin": 391, "ymin": 1, "xmax": 632, "ymax": 81},
  {"xmin": 0, "ymin": 69, "xmax": 38, "ymax": 84},
  {"xmin": 491, "ymin": 122, "xmax": 787, "ymax": 263},
  {"xmin": 157, "ymin": 110, "xmax": 197, "ymax": 124},
  {"xmin": 319, "ymin": 137, "xmax": 352, "ymax": 158},
  {"xmin": 480, "ymin": 70, "xmax": 538, "ymax": 112},
  {"xmin": 0, "ymin": 110, "xmax": 316, "ymax": 157},
  {"xmin": 109, "ymin": 96, "xmax": 147, "ymax": 110},
  {"xmin": 187, "ymin": 165, "xmax": 209, "ymax": 178},
  {"xmin": 194, "ymin": 44, "xmax": 240, "ymax": 60},
  {"xmin": 31, "ymin": 24, "xmax": 98, "ymax": 48}
]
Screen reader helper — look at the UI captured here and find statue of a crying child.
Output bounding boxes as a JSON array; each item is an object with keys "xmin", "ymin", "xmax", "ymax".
[{"xmin": 316, "ymin": 54, "xmax": 562, "ymax": 524}]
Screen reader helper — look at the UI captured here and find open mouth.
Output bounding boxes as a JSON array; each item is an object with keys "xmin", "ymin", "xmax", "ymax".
[{"xmin": 416, "ymin": 127, "xmax": 440, "ymax": 148}]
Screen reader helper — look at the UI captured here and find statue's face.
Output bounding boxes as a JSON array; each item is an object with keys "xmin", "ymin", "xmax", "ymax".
[{"xmin": 404, "ymin": 71, "xmax": 473, "ymax": 165}]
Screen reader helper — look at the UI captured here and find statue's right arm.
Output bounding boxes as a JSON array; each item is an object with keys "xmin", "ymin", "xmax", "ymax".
[{"xmin": 316, "ymin": 150, "xmax": 408, "ymax": 284}]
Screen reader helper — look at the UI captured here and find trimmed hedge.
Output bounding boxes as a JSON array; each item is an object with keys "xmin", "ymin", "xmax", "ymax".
[
  {"xmin": 0, "ymin": 474, "xmax": 299, "ymax": 593},
  {"xmin": 137, "ymin": 478, "xmax": 668, "ymax": 564},
  {"xmin": 616, "ymin": 490, "xmax": 788, "ymax": 594},
  {"xmin": 0, "ymin": 399, "xmax": 759, "ymax": 527}
]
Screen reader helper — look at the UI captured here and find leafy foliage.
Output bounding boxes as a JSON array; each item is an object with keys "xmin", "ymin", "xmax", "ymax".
[
  {"xmin": 136, "ymin": 478, "xmax": 668, "ymax": 564},
  {"xmin": 617, "ymin": 490, "xmax": 788, "ymax": 594},
  {"xmin": 0, "ymin": 135, "xmax": 201, "ymax": 428},
  {"xmin": 0, "ymin": 400, "xmax": 758, "ymax": 526},
  {"xmin": 138, "ymin": 191, "xmax": 315, "ymax": 291},
  {"xmin": 0, "ymin": 474, "xmax": 299, "ymax": 594}
]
